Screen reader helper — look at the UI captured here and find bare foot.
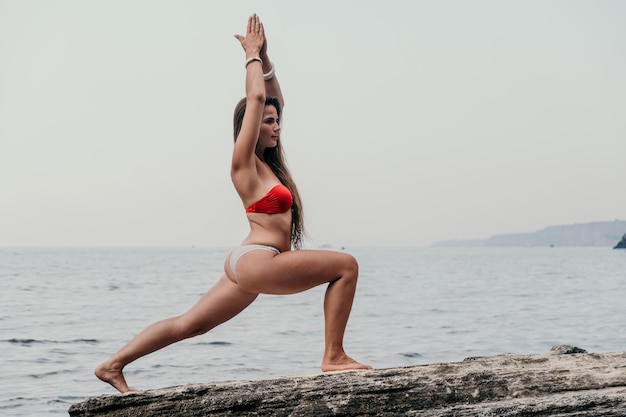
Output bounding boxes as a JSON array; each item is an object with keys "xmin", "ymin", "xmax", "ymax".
[
  {"xmin": 94, "ymin": 361, "xmax": 140, "ymax": 394},
  {"xmin": 321, "ymin": 353, "xmax": 373, "ymax": 372}
]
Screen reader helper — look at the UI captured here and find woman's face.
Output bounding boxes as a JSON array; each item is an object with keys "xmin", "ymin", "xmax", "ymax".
[{"xmin": 258, "ymin": 105, "xmax": 280, "ymax": 148}]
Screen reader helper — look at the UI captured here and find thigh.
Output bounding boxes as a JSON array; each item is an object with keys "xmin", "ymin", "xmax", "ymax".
[
  {"xmin": 235, "ymin": 249, "xmax": 357, "ymax": 295},
  {"xmin": 180, "ymin": 275, "xmax": 259, "ymax": 330}
]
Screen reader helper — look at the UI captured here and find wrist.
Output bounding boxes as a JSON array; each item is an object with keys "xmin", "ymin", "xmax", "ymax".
[
  {"xmin": 245, "ymin": 49, "xmax": 262, "ymax": 59},
  {"xmin": 263, "ymin": 62, "xmax": 275, "ymax": 81},
  {"xmin": 245, "ymin": 56, "xmax": 263, "ymax": 68},
  {"xmin": 260, "ymin": 55, "xmax": 271, "ymax": 71}
]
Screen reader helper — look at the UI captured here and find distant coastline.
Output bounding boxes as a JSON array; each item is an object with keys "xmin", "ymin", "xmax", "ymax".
[{"xmin": 432, "ymin": 220, "xmax": 626, "ymax": 247}]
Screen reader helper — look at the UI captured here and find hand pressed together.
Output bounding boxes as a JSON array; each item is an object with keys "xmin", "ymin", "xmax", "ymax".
[{"xmin": 234, "ymin": 14, "xmax": 265, "ymax": 59}]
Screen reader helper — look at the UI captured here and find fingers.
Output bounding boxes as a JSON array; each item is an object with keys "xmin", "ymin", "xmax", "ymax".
[
  {"xmin": 252, "ymin": 14, "xmax": 259, "ymax": 34},
  {"xmin": 249, "ymin": 14, "xmax": 263, "ymax": 35},
  {"xmin": 235, "ymin": 14, "xmax": 265, "ymax": 51}
]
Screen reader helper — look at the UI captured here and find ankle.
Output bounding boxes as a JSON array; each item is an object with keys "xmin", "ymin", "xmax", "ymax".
[
  {"xmin": 98, "ymin": 358, "xmax": 124, "ymax": 372},
  {"xmin": 324, "ymin": 346, "xmax": 347, "ymax": 360}
]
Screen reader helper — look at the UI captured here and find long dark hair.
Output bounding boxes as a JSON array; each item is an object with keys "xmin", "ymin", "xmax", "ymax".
[{"xmin": 233, "ymin": 96, "xmax": 304, "ymax": 250}]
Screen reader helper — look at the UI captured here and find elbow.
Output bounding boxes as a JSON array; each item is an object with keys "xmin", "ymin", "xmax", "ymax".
[{"xmin": 247, "ymin": 91, "xmax": 265, "ymax": 105}]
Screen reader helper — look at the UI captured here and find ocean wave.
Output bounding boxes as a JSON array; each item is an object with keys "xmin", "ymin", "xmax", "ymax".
[
  {"xmin": 194, "ymin": 340, "xmax": 233, "ymax": 346},
  {"xmin": 401, "ymin": 352, "xmax": 423, "ymax": 358},
  {"xmin": 29, "ymin": 369, "xmax": 75, "ymax": 379},
  {"xmin": 3, "ymin": 338, "xmax": 99, "ymax": 346}
]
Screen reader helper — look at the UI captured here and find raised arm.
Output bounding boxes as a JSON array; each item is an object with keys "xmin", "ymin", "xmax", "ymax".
[
  {"xmin": 232, "ymin": 14, "xmax": 266, "ymax": 179},
  {"xmin": 259, "ymin": 29, "xmax": 284, "ymax": 109}
]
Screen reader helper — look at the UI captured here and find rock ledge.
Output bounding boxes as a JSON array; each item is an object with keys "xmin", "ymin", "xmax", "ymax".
[{"xmin": 69, "ymin": 346, "xmax": 626, "ymax": 416}]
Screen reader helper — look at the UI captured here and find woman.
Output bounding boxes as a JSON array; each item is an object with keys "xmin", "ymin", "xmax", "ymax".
[{"xmin": 95, "ymin": 14, "xmax": 371, "ymax": 394}]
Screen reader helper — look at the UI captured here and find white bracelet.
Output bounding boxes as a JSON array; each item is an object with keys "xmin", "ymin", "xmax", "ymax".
[
  {"xmin": 245, "ymin": 56, "xmax": 263, "ymax": 68},
  {"xmin": 263, "ymin": 62, "xmax": 275, "ymax": 81}
]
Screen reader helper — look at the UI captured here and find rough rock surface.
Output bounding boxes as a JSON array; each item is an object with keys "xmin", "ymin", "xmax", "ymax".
[
  {"xmin": 614, "ymin": 234, "xmax": 626, "ymax": 249},
  {"xmin": 69, "ymin": 346, "xmax": 626, "ymax": 416}
]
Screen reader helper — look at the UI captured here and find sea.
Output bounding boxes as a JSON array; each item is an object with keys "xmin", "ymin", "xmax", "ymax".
[{"xmin": 1, "ymin": 246, "xmax": 625, "ymax": 416}]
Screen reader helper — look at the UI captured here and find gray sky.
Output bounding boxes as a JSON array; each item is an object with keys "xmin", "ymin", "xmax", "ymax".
[{"xmin": 1, "ymin": 0, "xmax": 624, "ymax": 247}]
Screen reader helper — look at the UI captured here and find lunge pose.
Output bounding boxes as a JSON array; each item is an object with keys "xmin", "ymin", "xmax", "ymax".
[{"xmin": 95, "ymin": 14, "xmax": 371, "ymax": 393}]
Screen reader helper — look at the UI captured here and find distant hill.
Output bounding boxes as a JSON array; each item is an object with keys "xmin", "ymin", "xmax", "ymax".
[{"xmin": 432, "ymin": 220, "xmax": 626, "ymax": 247}]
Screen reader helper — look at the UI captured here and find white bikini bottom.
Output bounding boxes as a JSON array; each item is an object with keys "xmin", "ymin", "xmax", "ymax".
[{"xmin": 229, "ymin": 244, "xmax": 280, "ymax": 275}]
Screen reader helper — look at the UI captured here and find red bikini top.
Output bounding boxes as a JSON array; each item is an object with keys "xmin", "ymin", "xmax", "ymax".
[{"xmin": 245, "ymin": 184, "xmax": 293, "ymax": 214}]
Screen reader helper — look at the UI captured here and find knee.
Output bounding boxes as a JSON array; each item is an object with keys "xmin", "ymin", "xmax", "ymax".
[
  {"xmin": 341, "ymin": 253, "xmax": 359, "ymax": 280},
  {"xmin": 175, "ymin": 315, "xmax": 213, "ymax": 338}
]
